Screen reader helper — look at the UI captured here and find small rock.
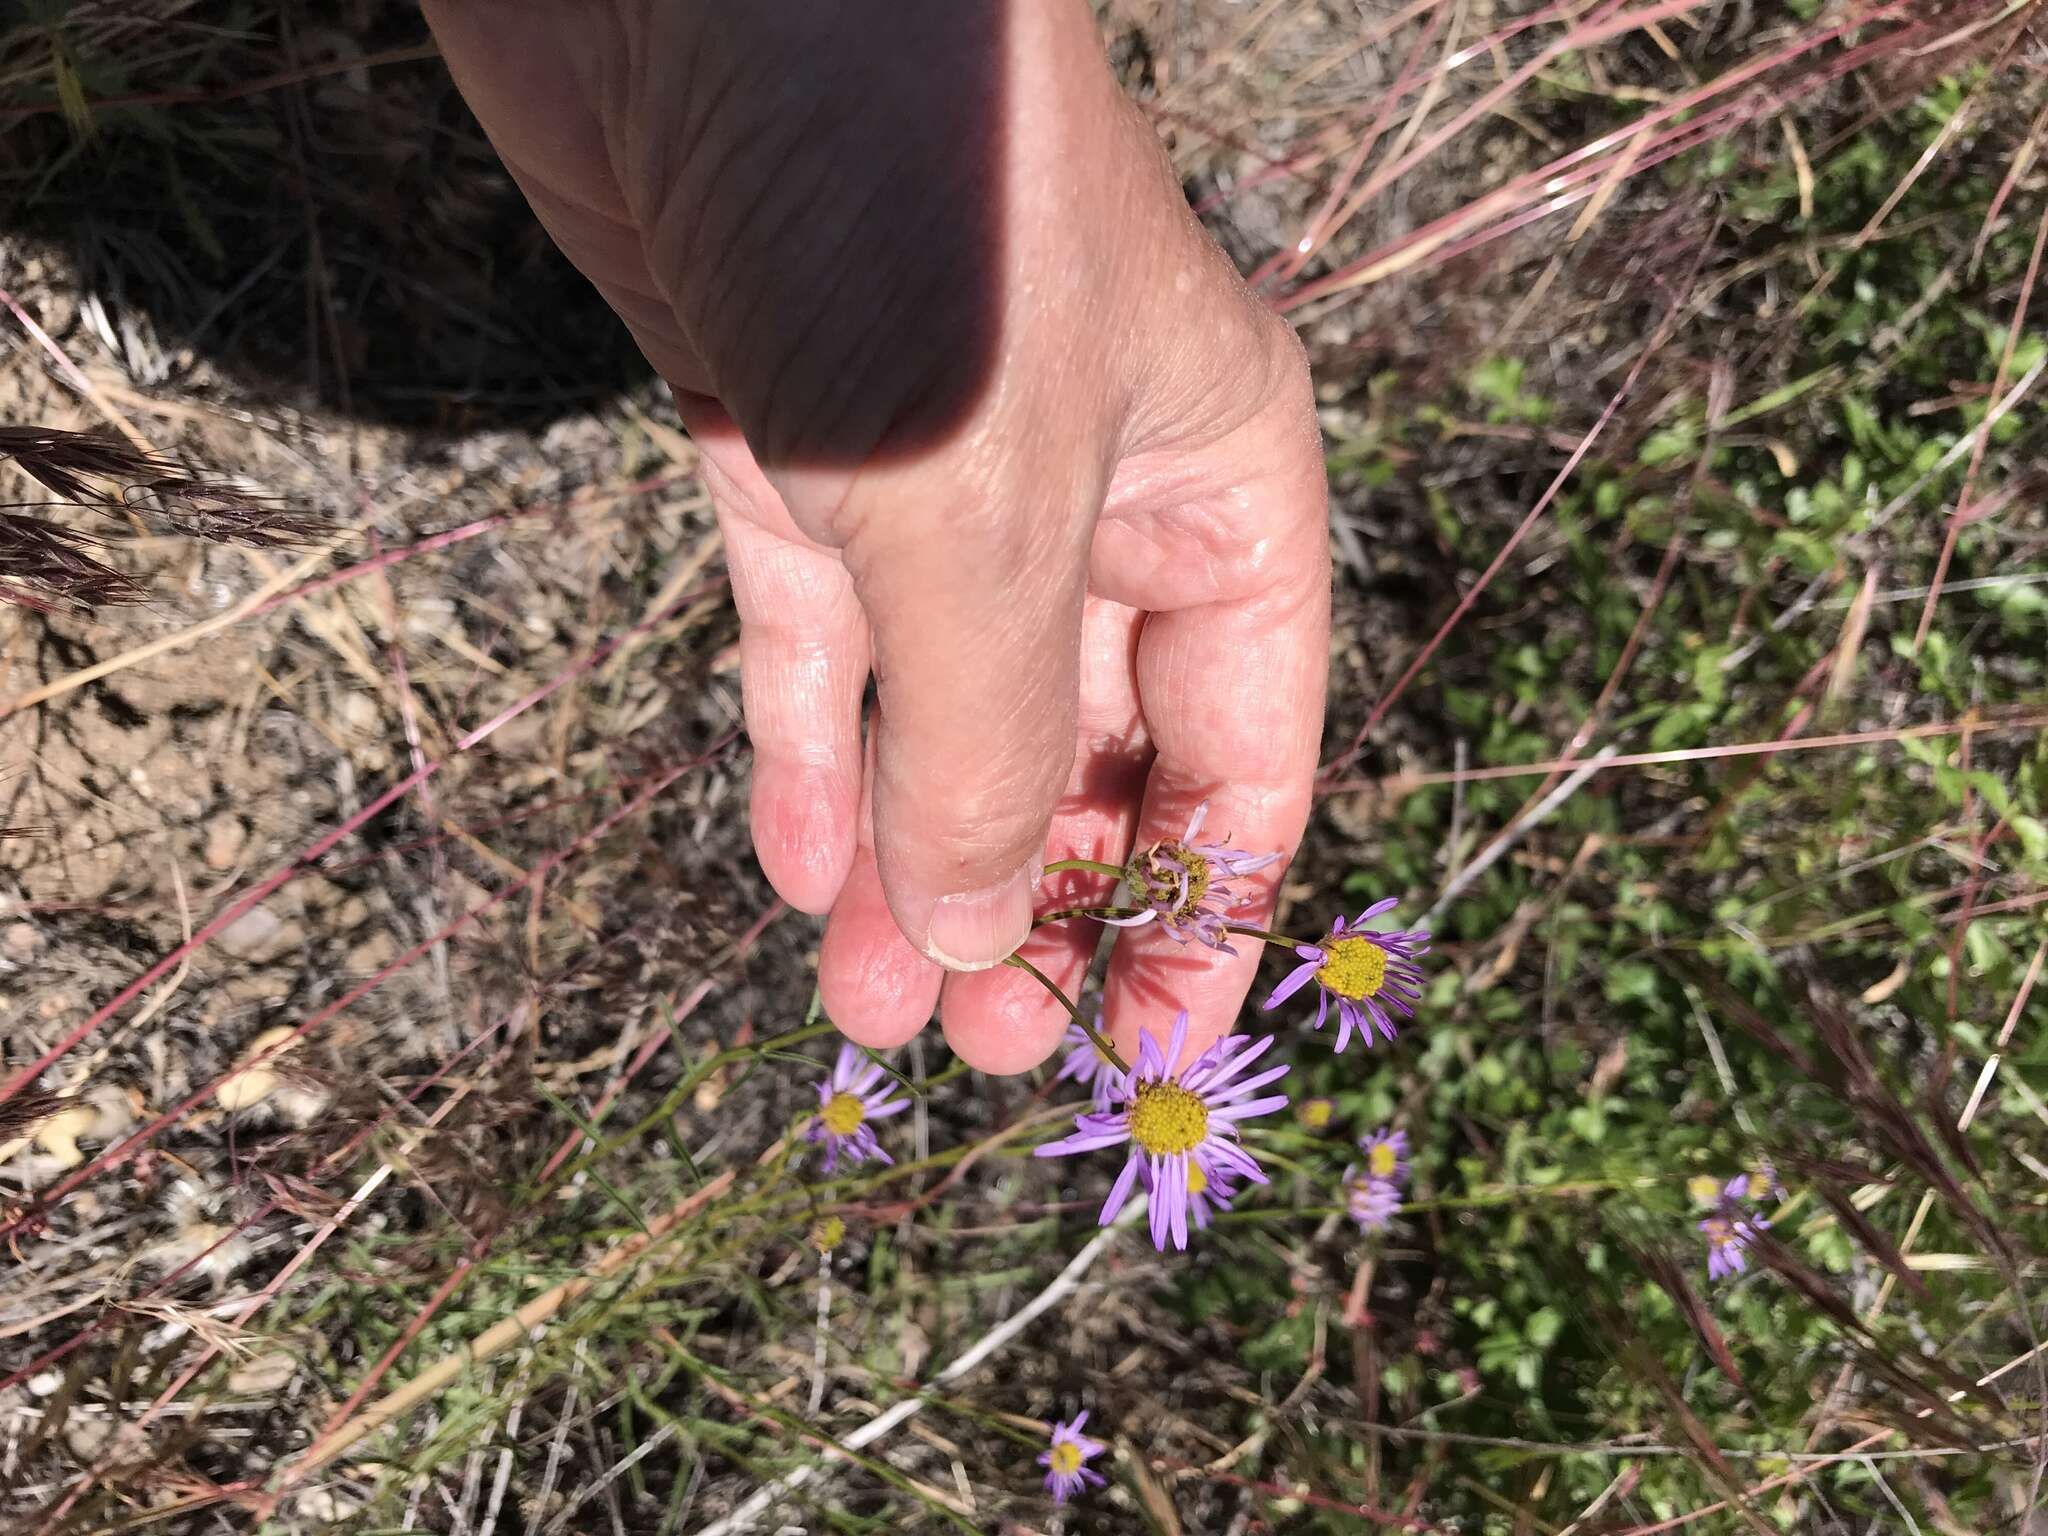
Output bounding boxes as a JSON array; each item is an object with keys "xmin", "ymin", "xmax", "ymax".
[
  {"xmin": 346, "ymin": 931, "xmax": 400, "ymax": 973},
  {"xmin": 202, "ymin": 818, "xmax": 247, "ymax": 871},
  {"xmin": 2, "ymin": 922, "xmax": 40, "ymax": 959},
  {"xmin": 227, "ymin": 1351, "xmax": 300, "ymax": 1395},
  {"xmin": 339, "ymin": 692, "xmax": 380, "ymax": 733},
  {"xmin": 215, "ymin": 904, "xmax": 301, "ymax": 961},
  {"xmin": 217, "ymin": 1025, "xmax": 299, "ymax": 1111},
  {"xmin": 34, "ymin": 1104, "xmax": 101, "ymax": 1168},
  {"xmin": 65, "ymin": 1417, "xmax": 113, "ymax": 1460},
  {"xmin": 223, "ymin": 973, "xmax": 292, "ymax": 1004}
]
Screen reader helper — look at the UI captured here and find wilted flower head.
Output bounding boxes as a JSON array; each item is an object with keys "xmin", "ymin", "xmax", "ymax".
[
  {"xmin": 1297, "ymin": 1096, "xmax": 1334, "ymax": 1130},
  {"xmin": 1746, "ymin": 1161, "xmax": 1786, "ymax": 1201},
  {"xmin": 1035, "ymin": 1011, "xmax": 1289, "ymax": 1251},
  {"xmin": 1054, "ymin": 1011, "xmax": 1120, "ymax": 1109},
  {"xmin": 1694, "ymin": 1171, "xmax": 1774, "ymax": 1281},
  {"xmin": 805, "ymin": 1042, "xmax": 910, "ymax": 1173},
  {"xmin": 809, "ymin": 1215, "xmax": 846, "ymax": 1254},
  {"xmin": 1686, "ymin": 1174, "xmax": 1725, "ymax": 1205},
  {"xmin": 1108, "ymin": 801, "xmax": 1279, "ymax": 951},
  {"xmin": 1347, "ymin": 1169, "xmax": 1402, "ymax": 1231},
  {"xmin": 1700, "ymin": 1211, "xmax": 1768, "ymax": 1281},
  {"xmin": 1038, "ymin": 1412, "xmax": 1106, "ymax": 1504},
  {"xmin": 1263, "ymin": 899, "xmax": 1429, "ymax": 1051}
]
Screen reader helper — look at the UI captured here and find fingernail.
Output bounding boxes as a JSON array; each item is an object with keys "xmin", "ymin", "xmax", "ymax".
[{"xmin": 925, "ymin": 863, "xmax": 1038, "ymax": 971}]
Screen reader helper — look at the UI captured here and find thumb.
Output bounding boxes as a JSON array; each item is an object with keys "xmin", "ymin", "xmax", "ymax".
[{"xmin": 835, "ymin": 453, "xmax": 1098, "ymax": 971}]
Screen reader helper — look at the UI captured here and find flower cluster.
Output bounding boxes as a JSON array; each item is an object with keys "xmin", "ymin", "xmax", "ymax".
[
  {"xmin": 1692, "ymin": 1171, "xmax": 1775, "ymax": 1281},
  {"xmin": 775, "ymin": 804, "xmax": 1810, "ymax": 1512},
  {"xmin": 1346, "ymin": 1126, "xmax": 1411, "ymax": 1232},
  {"xmin": 790, "ymin": 819, "xmax": 1449, "ymax": 1509},
  {"xmin": 1036, "ymin": 1011, "xmax": 1289, "ymax": 1251}
]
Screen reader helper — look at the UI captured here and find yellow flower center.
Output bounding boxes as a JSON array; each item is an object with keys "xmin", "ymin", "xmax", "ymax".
[
  {"xmin": 1702, "ymin": 1217, "xmax": 1732, "ymax": 1246},
  {"xmin": 1367, "ymin": 1142, "xmax": 1399, "ymax": 1178},
  {"xmin": 1048, "ymin": 1442, "xmax": 1083, "ymax": 1476},
  {"xmin": 820, "ymin": 1092, "xmax": 866, "ymax": 1137},
  {"xmin": 1127, "ymin": 1081, "xmax": 1210, "ymax": 1156},
  {"xmin": 1186, "ymin": 1163, "xmax": 1208, "ymax": 1197},
  {"xmin": 1687, "ymin": 1175, "xmax": 1723, "ymax": 1204},
  {"xmin": 1298, "ymin": 1097, "xmax": 1333, "ymax": 1129},
  {"xmin": 1128, "ymin": 842, "xmax": 1212, "ymax": 921},
  {"xmin": 1316, "ymin": 935, "xmax": 1388, "ymax": 1000}
]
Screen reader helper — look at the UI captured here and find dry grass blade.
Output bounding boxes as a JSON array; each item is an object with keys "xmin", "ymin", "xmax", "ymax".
[
  {"xmin": 0, "ymin": 424, "xmax": 325, "ymax": 542},
  {"xmin": 0, "ymin": 536, "xmax": 338, "ymax": 718},
  {"xmin": 279, "ymin": 1169, "xmax": 737, "ymax": 1481},
  {"xmin": 0, "ymin": 424, "xmax": 176, "ymax": 503},
  {"xmin": 1808, "ymin": 1182, "xmax": 1931, "ymax": 1303},
  {"xmin": 1630, "ymin": 1243, "xmax": 1749, "ymax": 1393},
  {"xmin": 0, "ymin": 511, "xmax": 144, "ymax": 611},
  {"xmin": 0, "ymin": 424, "xmax": 327, "ymax": 611},
  {"xmin": 0, "ymin": 1089, "xmax": 69, "ymax": 1148}
]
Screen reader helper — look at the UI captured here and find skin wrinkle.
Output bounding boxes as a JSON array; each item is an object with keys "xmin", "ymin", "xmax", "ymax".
[
  {"xmin": 751, "ymin": 260, "xmax": 912, "ymax": 476},
  {"xmin": 633, "ymin": 13, "xmax": 739, "ymax": 227},
  {"xmin": 654, "ymin": 6, "xmax": 828, "ymax": 257},
  {"xmin": 682, "ymin": 87, "xmax": 856, "ymax": 348}
]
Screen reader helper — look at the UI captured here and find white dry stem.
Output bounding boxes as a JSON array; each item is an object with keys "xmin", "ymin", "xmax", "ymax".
[
  {"xmin": 1426, "ymin": 747, "xmax": 1615, "ymax": 923},
  {"xmin": 807, "ymin": 1262, "xmax": 832, "ymax": 1416},
  {"xmin": 539, "ymin": 1421, "xmax": 685, "ymax": 1536},
  {"xmin": 524, "ymin": 1353, "xmax": 584, "ymax": 1536},
  {"xmin": 476, "ymin": 1383, "xmax": 526, "ymax": 1536},
  {"xmin": 1682, "ymin": 982, "xmax": 1757, "ymax": 1138},
  {"xmin": 691, "ymin": 1200, "xmax": 1141, "ymax": 1535}
]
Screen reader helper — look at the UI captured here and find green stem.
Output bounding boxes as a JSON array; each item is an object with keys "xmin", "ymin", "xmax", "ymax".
[
  {"xmin": 1031, "ymin": 903, "xmax": 1145, "ymax": 927},
  {"xmin": 1002, "ymin": 953, "xmax": 1130, "ymax": 1074},
  {"xmin": 1042, "ymin": 857, "xmax": 1126, "ymax": 880},
  {"xmin": 1225, "ymin": 922, "xmax": 1313, "ymax": 950}
]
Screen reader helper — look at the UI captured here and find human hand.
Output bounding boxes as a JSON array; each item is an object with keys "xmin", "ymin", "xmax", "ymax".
[{"xmin": 424, "ymin": 0, "xmax": 1330, "ymax": 1070}]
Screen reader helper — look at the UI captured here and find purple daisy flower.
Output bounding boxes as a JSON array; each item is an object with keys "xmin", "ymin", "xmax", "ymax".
[
  {"xmin": 1700, "ymin": 1211, "xmax": 1768, "ymax": 1280},
  {"xmin": 1359, "ymin": 1127, "xmax": 1410, "ymax": 1187},
  {"xmin": 1346, "ymin": 1169, "xmax": 1403, "ymax": 1232},
  {"xmin": 1038, "ymin": 1411, "xmax": 1106, "ymax": 1504},
  {"xmin": 1106, "ymin": 800, "xmax": 1279, "ymax": 951},
  {"xmin": 1053, "ymin": 1011, "xmax": 1120, "ymax": 1110},
  {"xmin": 1035, "ymin": 1010, "xmax": 1290, "ymax": 1251},
  {"xmin": 805, "ymin": 1041, "xmax": 910, "ymax": 1174},
  {"xmin": 1346, "ymin": 1125, "xmax": 1412, "ymax": 1232},
  {"xmin": 1262, "ymin": 899, "xmax": 1430, "ymax": 1051}
]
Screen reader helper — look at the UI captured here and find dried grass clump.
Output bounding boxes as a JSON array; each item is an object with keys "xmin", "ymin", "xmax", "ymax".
[{"xmin": 0, "ymin": 424, "xmax": 322, "ymax": 611}]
